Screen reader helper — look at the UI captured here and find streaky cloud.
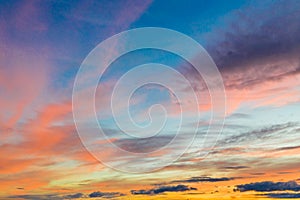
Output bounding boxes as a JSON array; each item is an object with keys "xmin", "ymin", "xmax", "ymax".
[
  {"xmin": 131, "ymin": 184, "xmax": 196, "ymax": 195},
  {"xmin": 172, "ymin": 176, "xmax": 234, "ymax": 183}
]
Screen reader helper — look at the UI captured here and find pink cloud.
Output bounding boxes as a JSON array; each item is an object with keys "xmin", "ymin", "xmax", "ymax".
[{"xmin": 0, "ymin": 47, "xmax": 50, "ymax": 133}]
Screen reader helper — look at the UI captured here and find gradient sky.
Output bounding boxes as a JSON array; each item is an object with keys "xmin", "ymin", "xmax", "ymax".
[{"xmin": 1, "ymin": 0, "xmax": 300, "ymax": 199}]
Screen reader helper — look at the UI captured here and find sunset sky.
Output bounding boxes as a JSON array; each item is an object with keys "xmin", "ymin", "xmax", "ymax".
[{"xmin": 1, "ymin": 0, "xmax": 300, "ymax": 199}]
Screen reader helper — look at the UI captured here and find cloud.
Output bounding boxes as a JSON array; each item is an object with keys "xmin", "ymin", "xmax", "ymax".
[
  {"xmin": 275, "ymin": 146, "xmax": 300, "ymax": 151},
  {"xmin": 182, "ymin": 1, "xmax": 300, "ymax": 113},
  {"xmin": 88, "ymin": 191, "xmax": 124, "ymax": 198},
  {"xmin": 0, "ymin": 46, "xmax": 50, "ymax": 133},
  {"xmin": 172, "ymin": 176, "xmax": 234, "ymax": 183},
  {"xmin": 235, "ymin": 181, "xmax": 300, "ymax": 192},
  {"xmin": 206, "ymin": 1, "xmax": 300, "ymax": 88},
  {"xmin": 227, "ymin": 113, "xmax": 251, "ymax": 119},
  {"xmin": 222, "ymin": 166, "xmax": 249, "ymax": 170},
  {"xmin": 113, "ymin": 135, "xmax": 174, "ymax": 153},
  {"xmin": 64, "ymin": 193, "xmax": 83, "ymax": 199},
  {"xmin": 0, "ymin": 1, "xmax": 56, "ymax": 137},
  {"xmin": 8, "ymin": 191, "xmax": 126, "ymax": 200},
  {"xmin": 8, "ymin": 194, "xmax": 63, "ymax": 200},
  {"xmin": 8, "ymin": 193, "xmax": 84, "ymax": 200},
  {"xmin": 131, "ymin": 184, "xmax": 196, "ymax": 195},
  {"xmin": 0, "ymin": 101, "xmax": 96, "ymax": 194},
  {"xmin": 217, "ymin": 122, "xmax": 297, "ymax": 147},
  {"xmin": 66, "ymin": 0, "xmax": 152, "ymax": 35},
  {"xmin": 263, "ymin": 193, "xmax": 300, "ymax": 199}
]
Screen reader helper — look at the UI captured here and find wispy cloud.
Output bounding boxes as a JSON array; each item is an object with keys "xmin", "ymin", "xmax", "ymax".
[
  {"xmin": 172, "ymin": 176, "xmax": 234, "ymax": 184},
  {"xmin": 207, "ymin": 1, "xmax": 300, "ymax": 88},
  {"xmin": 216, "ymin": 122, "xmax": 297, "ymax": 147}
]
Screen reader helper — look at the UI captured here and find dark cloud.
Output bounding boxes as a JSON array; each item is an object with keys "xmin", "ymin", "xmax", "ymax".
[
  {"xmin": 8, "ymin": 193, "xmax": 85, "ymax": 200},
  {"xmin": 250, "ymin": 172, "xmax": 265, "ymax": 176},
  {"xmin": 7, "ymin": 194, "xmax": 63, "ymax": 200},
  {"xmin": 131, "ymin": 184, "xmax": 196, "ymax": 195},
  {"xmin": 263, "ymin": 193, "xmax": 300, "ymax": 198},
  {"xmin": 222, "ymin": 166, "xmax": 249, "ymax": 170},
  {"xmin": 64, "ymin": 193, "xmax": 83, "ymax": 199},
  {"xmin": 89, "ymin": 191, "xmax": 124, "ymax": 198},
  {"xmin": 227, "ymin": 113, "xmax": 251, "ymax": 120},
  {"xmin": 206, "ymin": 1, "xmax": 300, "ymax": 88},
  {"xmin": 277, "ymin": 172, "xmax": 292, "ymax": 175},
  {"xmin": 113, "ymin": 135, "xmax": 174, "ymax": 153},
  {"xmin": 8, "ymin": 192, "xmax": 125, "ymax": 199},
  {"xmin": 235, "ymin": 181, "xmax": 300, "ymax": 192},
  {"xmin": 8, "ymin": 192, "xmax": 124, "ymax": 199},
  {"xmin": 275, "ymin": 146, "xmax": 300, "ymax": 151},
  {"xmin": 172, "ymin": 176, "xmax": 234, "ymax": 183}
]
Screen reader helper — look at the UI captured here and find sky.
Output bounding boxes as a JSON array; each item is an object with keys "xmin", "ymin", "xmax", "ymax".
[{"xmin": 1, "ymin": 0, "xmax": 300, "ymax": 199}]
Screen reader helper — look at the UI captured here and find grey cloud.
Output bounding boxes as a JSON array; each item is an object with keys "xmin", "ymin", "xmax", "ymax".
[
  {"xmin": 222, "ymin": 166, "xmax": 249, "ymax": 170},
  {"xmin": 7, "ymin": 194, "xmax": 63, "ymax": 200},
  {"xmin": 227, "ymin": 113, "xmax": 251, "ymax": 120},
  {"xmin": 263, "ymin": 193, "xmax": 300, "ymax": 199},
  {"xmin": 7, "ymin": 191, "xmax": 123, "ymax": 199},
  {"xmin": 206, "ymin": 0, "xmax": 300, "ymax": 88},
  {"xmin": 89, "ymin": 191, "xmax": 124, "ymax": 198},
  {"xmin": 250, "ymin": 172, "xmax": 265, "ymax": 176},
  {"xmin": 64, "ymin": 193, "xmax": 83, "ymax": 199},
  {"xmin": 131, "ymin": 184, "xmax": 196, "ymax": 195},
  {"xmin": 235, "ymin": 181, "xmax": 300, "ymax": 192},
  {"xmin": 113, "ymin": 135, "xmax": 175, "ymax": 153},
  {"xmin": 275, "ymin": 146, "xmax": 300, "ymax": 151},
  {"xmin": 218, "ymin": 122, "xmax": 297, "ymax": 147},
  {"xmin": 172, "ymin": 176, "xmax": 234, "ymax": 183},
  {"xmin": 8, "ymin": 193, "xmax": 84, "ymax": 200}
]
